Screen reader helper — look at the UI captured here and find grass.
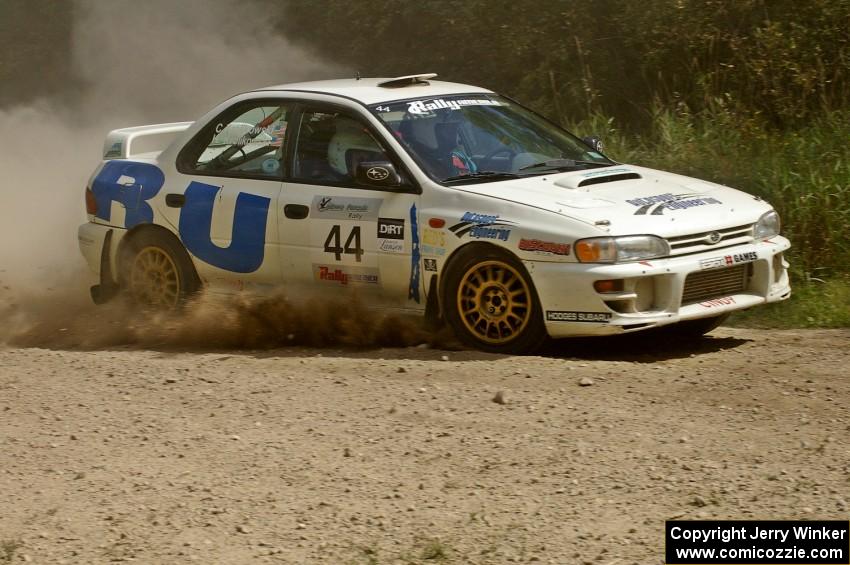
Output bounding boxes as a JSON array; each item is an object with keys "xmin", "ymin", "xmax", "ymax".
[
  {"xmin": 419, "ymin": 539, "xmax": 449, "ymax": 561},
  {"xmin": 570, "ymin": 107, "xmax": 850, "ymax": 328},
  {"xmin": 729, "ymin": 277, "xmax": 850, "ymax": 328}
]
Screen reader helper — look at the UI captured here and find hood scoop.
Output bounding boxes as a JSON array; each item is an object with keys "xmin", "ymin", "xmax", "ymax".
[{"xmin": 554, "ymin": 168, "xmax": 642, "ymax": 190}]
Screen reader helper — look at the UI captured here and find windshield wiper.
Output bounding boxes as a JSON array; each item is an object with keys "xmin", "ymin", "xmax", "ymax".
[
  {"xmin": 442, "ymin": 171, "xmax": 522, "ymax": 184},
  {"xmin": 518, "ymin": 159, "xmax": 612, "ymax": 172}
]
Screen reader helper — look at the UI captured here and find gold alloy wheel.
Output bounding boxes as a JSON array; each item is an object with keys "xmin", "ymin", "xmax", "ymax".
[
  {"xmin": 129, "ymin": 246, "xmax": 180, "ymax": 308},
  {"xmin": 456, "ymin": 260, "xmax": 532, "ymax": 344}
]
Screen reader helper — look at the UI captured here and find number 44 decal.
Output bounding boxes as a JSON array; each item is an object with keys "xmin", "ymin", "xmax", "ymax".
[{"xmin": 324, "ymin": 225, "xmax": 364, "ymax": 262}]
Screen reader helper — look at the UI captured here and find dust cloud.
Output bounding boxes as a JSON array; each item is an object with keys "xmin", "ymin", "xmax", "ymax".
[
  {"xmin": 2, "ymin": 291, "xmax": 454, "ymax": 351},
  {"xmin": 0, "ymin": 0, "xmax": 424, "ymax": 349}
]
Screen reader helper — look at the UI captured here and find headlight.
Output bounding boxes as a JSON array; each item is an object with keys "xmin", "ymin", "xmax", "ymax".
[
  {"xmin": 753, "ymin": 210, "xmax": 780, "ymax": 239},
  {"xmin": 575, "ymin": 235, "xmax": 669, "ymax": 263}
]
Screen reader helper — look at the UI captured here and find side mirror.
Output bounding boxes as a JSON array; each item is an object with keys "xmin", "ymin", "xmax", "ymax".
[
  {"xmin": 582, "ymin": 136, "xmax": 604, "ymax": 153},
  {"xmin": 355, "ymin": 161, "xmax": 402, "ymax": 188}
]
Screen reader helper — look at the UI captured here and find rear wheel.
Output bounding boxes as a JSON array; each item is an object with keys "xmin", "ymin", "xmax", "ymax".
[
  {"xmin": 121, "ymin": 230, "xmax": 199, "ymax": 308},
  {"xmin": 443, "ymin": 246, "xmax": 546, "ymax": 354}
]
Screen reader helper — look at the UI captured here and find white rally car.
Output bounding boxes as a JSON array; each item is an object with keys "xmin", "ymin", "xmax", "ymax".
[{"xmin": 78, "ymin": 74, "xmax": 790, "ymax": 353}]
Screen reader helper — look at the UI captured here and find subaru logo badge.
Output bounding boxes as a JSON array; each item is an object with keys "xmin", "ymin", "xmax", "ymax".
[
  {"xmin": 366, "ymin": 166, "xmax": 389, "ymax": 181},
  {"xmin": 705, "ymin": 231, "xmax": 722, "ymax": 245}
]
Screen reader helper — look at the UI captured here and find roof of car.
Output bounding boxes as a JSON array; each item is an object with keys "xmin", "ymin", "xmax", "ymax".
[{"xmin": 255, "ymin": 76, "xmax": 493, "ymax": 106}]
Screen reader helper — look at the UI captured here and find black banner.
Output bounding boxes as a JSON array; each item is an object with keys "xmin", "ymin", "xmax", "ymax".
[{"xmin": 666, "ymin": 520, "xmax": 849, "ymax": 564}]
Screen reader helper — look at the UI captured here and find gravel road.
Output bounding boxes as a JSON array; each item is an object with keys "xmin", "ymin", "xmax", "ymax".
[{"xmin": 1, "ymin": 327, "xmax": 848, "ymax": 564}]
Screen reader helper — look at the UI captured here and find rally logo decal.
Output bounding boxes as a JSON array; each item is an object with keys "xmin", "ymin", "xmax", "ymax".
[
  {"xmin": 449, "ymin": 212, "xmax": 515, "ymax": 242},
  {"xmin": 313, "ymin": 265, "xmax": 379, "ymax": 285},
  {"xmin": 627, "ymin": 193, "xmax": 722, "ymax": 215}
]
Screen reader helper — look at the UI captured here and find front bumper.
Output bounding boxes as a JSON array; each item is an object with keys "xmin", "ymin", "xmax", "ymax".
[{"xmin": 528, "ymin": 236, "xmax": 791, "ymax": 338}]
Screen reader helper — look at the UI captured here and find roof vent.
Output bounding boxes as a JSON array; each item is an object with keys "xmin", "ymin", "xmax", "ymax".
[{"xmin": 377, "ymin": 73, "xmax": 438, "ymax": 88}]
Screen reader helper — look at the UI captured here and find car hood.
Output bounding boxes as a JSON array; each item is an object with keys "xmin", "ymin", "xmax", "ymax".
[{"xmin": 454, "ymin": 165, "xmax": 771, "ymax": 237}]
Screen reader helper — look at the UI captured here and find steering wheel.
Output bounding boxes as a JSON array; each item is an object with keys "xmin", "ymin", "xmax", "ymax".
[{"xmin": 483, "ymin": 147, "xmax": 517, "ymax": 164}]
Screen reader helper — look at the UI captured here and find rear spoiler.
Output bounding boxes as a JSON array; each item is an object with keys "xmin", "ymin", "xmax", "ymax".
[{"xmin": 102, "ymin": 122, "xmax": 194, "ymax": 159}]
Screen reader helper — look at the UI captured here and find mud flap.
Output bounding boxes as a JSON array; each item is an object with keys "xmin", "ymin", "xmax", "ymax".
[
  {"xmin": 90, "ymin": 229, "xmax": 120, "ymax": 304},
  {"xmin": 424, "ymin": 274, "xmax": 442, "ymax": 330}
]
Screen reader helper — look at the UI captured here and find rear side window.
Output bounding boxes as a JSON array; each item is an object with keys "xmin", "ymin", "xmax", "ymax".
[{"xmin": 178, "ymin": 101, "xmax": 290, "ymax": 180}]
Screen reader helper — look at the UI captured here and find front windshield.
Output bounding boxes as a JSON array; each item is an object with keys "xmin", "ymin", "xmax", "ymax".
[{"xmin": 370, "ymin": 95, "xmax": 614, "ymax": 184}]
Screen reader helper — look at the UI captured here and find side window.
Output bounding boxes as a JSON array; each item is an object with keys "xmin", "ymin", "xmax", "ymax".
[
  {"xmin": 182, "ymin": 102, "xmax": 290, "ymax": 179},
  {"xmin": 292, "ymin": 110, "xmax": 390, "ymax": 185}
]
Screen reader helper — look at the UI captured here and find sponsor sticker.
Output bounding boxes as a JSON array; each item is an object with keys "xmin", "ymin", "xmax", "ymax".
[
  {"xmin": 377, "ymin": 218, "xmax": 404, "ymax": 239},
  {"xmin": 518, "ymin": 238, "xmax": 570, "ymax": 256},
  {"xmin": 423, "ymin": 258, "xmax": 438, "ymax": 272},
  {"xmin": 379, "ymin": 239, "xmax": 404, "ymax": 253},
  {"xmin": 725, "ymin": 251, "xmax": 757, "ymax": 265},
  {"xmin": 699, "ymin": 257, "xmax": 726, "ymax": 270},
  {"xmin": 406, "ymin": 98, "xmax": 501, "ymax": 115},
  {"xmin": 422, "ymin": 228, "xmax": 445, "ymax": 246},
  {"xmin": 421, "ymin": 244, "xmax": 446, "ymax": 256},
  {"xmin": 449, "ymin": 211, "xmax": 515, "ymax": 242},
  {"xmin": 699, "ymin": 296, "xmax": 736, "ymax": 308},
  {"xmin": 312, "ymin": 196, "xmax": 382, "ymax": 220},
  {"xmin": 626, "ymin": 193, "xmax": 722, "ymax": 215},
  {"xmin": 313, "ymin": 264, "xmax": 379, "ymax": 285},
  {"xmin": 546, "ymin": 311, "xmax": 612, "ymax": 323}
]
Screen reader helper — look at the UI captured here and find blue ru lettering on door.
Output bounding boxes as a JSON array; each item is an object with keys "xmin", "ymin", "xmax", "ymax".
[
  {"xmin": 91, "ymin": 161, "xmax": 165, "ymax": 227},
  {"xmin": 91, "ymin": 163, "xmax": 269, "ymax": 273},
  {"xmin": 178, "ymin": 181, "xmax": 270, "ymax": 273}
]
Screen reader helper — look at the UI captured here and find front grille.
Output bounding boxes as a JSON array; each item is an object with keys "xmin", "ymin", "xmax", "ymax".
[
  {"xmin": 667, "ymin": 224, "xmax": 754, "ymax": 256},
  {"xmin": 681, "ymin": 264, "xmax": 749, "ymax": 305}
]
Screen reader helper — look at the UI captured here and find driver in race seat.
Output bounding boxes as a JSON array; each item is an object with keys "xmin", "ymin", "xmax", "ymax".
[
  {"xmin": 327, "ymin": 119, "xmax": 387, "ymax": 180},
  {"xmin": 434, "ymin": 122, "xmax": 477, "ymax": 177}
]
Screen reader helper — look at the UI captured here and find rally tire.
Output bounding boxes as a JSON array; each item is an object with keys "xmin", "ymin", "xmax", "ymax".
[
  {"xmin": 442, "ymin": 245, "xmax": 547, "ymax": 354},
  {"xmin": 120, "ymin": 229, "xmax": 200, "ymax": 309}
]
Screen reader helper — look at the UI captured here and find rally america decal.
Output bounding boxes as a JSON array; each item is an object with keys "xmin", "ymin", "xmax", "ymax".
[
  {"xmin": 627, "ymin": 193, "xmax": 722, "ymax": 215},
  {"xmin": 449, "ymin": 212, "xmax": 515, "ymax": 242},
  {"xmin": 546, "ymin": 311, "xmax": 612, "ymax": 323}
]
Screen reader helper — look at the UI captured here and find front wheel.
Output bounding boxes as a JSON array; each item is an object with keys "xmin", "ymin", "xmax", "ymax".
[
  {"xmin": 442, "ymin": 246, "xmax": 547, "ymax": 354},
  {"xmin": 120, "ymin": 230, "xmax": 199, "ymax": 309}
]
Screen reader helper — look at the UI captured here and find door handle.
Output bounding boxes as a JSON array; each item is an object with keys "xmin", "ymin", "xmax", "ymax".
[
  {"xmin": 284, "ymin": 204, "xmax": 309, "ymax": 219},
  {"xmin": 165, "ymin": 194, "xmax": 185, "ymax": 208}
]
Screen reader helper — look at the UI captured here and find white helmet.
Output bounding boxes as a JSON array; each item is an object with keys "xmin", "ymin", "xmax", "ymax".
[{"xmin": 327, "ymin": 119, "xmax": 382, "ymax": 175}]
